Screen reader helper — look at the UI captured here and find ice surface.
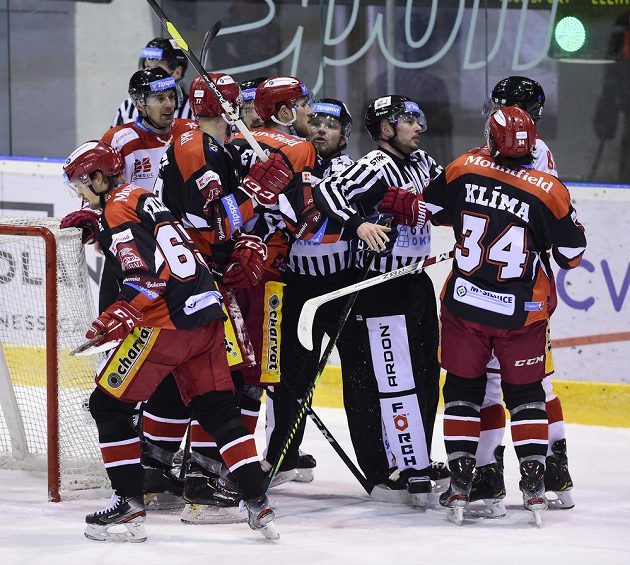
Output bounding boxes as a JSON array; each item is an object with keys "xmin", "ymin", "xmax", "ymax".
[{"xmin": 0, "ymin": 408, "xmax": 629, "ymax": 564}]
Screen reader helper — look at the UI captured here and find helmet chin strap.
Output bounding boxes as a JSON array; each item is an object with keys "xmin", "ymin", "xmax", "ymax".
[
  {"xmin": 271, "ymin": 106, "xmax": 298, "ymax": 135},
  {"xmin": 379, "ymin": 120, "xmax": 410, "ymax": 157},
  {"xmin": 138, "ymin": 97, "xmax": 170, "ymax": 132}
]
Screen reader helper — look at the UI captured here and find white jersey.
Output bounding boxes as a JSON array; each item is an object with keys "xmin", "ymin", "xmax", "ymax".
[{"xmin": 531, "ymin": 137, "xmax": 558, "ymax": 177}]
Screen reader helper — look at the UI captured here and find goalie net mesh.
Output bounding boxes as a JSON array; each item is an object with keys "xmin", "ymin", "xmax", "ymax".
[{"xmin": 0, "ymin": 217, "xmax": 108, "ymax": 500}]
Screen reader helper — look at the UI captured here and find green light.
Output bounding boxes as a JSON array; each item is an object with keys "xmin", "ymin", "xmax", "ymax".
[{"xmin": 555, "ymin": 16, "xmax": 586, "ymax": 53}]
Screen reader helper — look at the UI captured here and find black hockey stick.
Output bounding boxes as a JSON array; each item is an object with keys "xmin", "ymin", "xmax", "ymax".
[
  {"xmin": 201, "ymin": 20, "xmax": 222, "ymax": 69},
  {"xmin": 145, "ymin": 0, "xmax": 267, "ymax": 161},
  {"xmin": 281, "ymin": 378, "xmax": 374, "ymax": 494}
]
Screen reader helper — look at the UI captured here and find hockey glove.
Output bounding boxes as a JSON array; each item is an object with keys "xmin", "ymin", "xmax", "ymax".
[
  {"xmin": 378, "ymin": 186, "xmax": 430, "ymax": 228},
  {"xmin": 86, "ymin": 301, "xmax": 143, "ymax": 343},
  {"xmin": 60, "ymin": 209, "xmax": 100, "ymax": 244},
  {"xmin": 200, "ymin": 176, "xmax": 224, "ymax": 216},
  {"xmin": 222, "ymin": 235, "xmax": 268, "ymax": 288},
  {"xmin": 240, "ymin": 152, "xmax": 292, "ymax": 206}
]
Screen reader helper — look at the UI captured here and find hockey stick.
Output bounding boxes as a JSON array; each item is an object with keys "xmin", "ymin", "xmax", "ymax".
[
  {"xmin": 281, "ymin": 378, "xmax": 374, "ymax": 494},
  {"xmin": 70, "ymin": 337, "xmax": 120, "ymax": 357},
  {"xmin": 298, "ymin": 251, "xmax": 454, "ymax": 350},
  {"xmin": 201, "ymin": 21, "xmax": 222, "ymax": 69},
  {"xmin": 145, "ymin": 0, "xmax": 268, "ymax": 161},
  {"xmin": 265, "ymin": 257, "xmax": 377, "ymax": 490}
]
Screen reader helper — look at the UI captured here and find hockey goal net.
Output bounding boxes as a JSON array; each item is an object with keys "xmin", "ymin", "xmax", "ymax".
[{"xmin": 0, "ymin": 217, "xmax": 108, "ymax": 501}]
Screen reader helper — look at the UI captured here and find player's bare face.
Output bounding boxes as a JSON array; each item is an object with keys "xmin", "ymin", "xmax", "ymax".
[
  {"xmin": 142, "ymin": 91, "xmax": 177, "ymax": 129},
  {"xmin": 393, "ymin": 115, "xmax": 423, "ymax": 154},
  {"xmin": 293, "ymin": 96, "xmax": 313, "ymax": 138},
  {"xmin": 308, "ymin": 116, "xmax": 345, "ymax": 159},
  {"xmin": 242, "ymin": 102, "xmax": 264, "ymax": 129}
]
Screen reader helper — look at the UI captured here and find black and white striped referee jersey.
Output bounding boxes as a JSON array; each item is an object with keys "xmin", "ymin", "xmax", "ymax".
[
  {"xmin": 314, "ymin": 146, "xmax": 444, "ymax": 274},
  {"xmin": 288, "ymin": 152, "xmax": 355, "ymax": 276},
  {"xmin": 111, "ymin": 92, "xmax": 193, "ymax": 127}
]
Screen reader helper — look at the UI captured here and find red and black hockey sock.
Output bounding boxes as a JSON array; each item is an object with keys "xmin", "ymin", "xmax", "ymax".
[
  {"xmin": 442, "ymin": 373, "xmax": 486, "ymax": 461},
  {"xmin": 189, "ymin": 419, "xmax": 222, "ymax": 476},
  {"xmin": 238, "ymin": 390, "xmax": 261, "ymax": 434},
  {"xmin": 503, "ymin": 381, "xmax": 548, "ymax": 462},
  {"xmin": 142, "ymin": 374, "xmax": 191, "ymax": 468},
  {"xmin": 89, "ymin": 387, "xmax": 143, "ymax": 496}
]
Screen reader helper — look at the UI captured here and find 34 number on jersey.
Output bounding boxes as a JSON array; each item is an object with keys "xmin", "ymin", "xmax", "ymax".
[{"xmin": 456, "ymin": 212, "xmax": 528, "ymax": 280}]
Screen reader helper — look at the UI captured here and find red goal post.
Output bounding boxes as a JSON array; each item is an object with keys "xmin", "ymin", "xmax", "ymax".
[{"xmin": 0, "ymin": 218, "xmax": 108, "ymax": 501}]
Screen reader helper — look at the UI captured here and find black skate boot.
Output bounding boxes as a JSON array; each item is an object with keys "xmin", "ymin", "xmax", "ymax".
[
  {"xmin": 400, "ymin": 467, "xmax": 432, "ymax": 508},
  {"xmin": 242, "ymin": 494, "xmax": 279, "ymax": 540},
  {"xmin": 519, "ymin": 458, "xmax": 548, "ymax": 528},
  {"xmin": 439, "ymin": 456, "xmax": 476, "ymax": 525},
  {"xmin": 294, "ymin": 451, "xmax": 316, "ymax": 483},
  {"xmin": 544, "ymin": 439, "xmax": 575, "ymax": 509},
  {"xmin": 469, "ymin": 446, "xmax": 507, "ymax": 518},
  {"xmin": 426, "ymin": 460, "xmax": 450, "ymax": 488},
  {"xmin": 143, "ymin": 465, "xmax": 184, "ymax": 510},
  {"xmin": 181, "ymin": 470, "xmax": 244, "ymax": 524},
  {"xmin": 85, "ymin": 493, "xmax": 147, "ymax": 543}
]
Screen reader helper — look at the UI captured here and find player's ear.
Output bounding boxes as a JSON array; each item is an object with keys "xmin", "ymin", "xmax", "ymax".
[
  {"xmin": 171, "ymin": 66, "xmax": 183, "ymax": 81},
  {"xmin": 380, "ymin": 119, "xmax": 393, "ymax": 139},
  {"xmin": 278, "ymin": 103, "xmax": 292, "ymax": 122}
]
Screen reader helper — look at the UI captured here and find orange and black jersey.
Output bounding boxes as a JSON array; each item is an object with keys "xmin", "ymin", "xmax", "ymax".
[
  {"xmin": 231, "ymin": 129, "xmax": 343, "ymax": 245},
  {"xmin": 99, "ymin": 182, "xmax": 224, "ymax": 329},
  {"xmin": 424, "ymin": 149, "xmax": 586, "ymax": 329},
  {"xmin": 156, "ymin": 129, "xmax": 255, "ymax": 258}
]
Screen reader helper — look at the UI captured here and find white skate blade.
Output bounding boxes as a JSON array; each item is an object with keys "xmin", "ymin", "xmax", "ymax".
[
  {"xmin": 370, "ymin": 484, "xmax": 415, "ymax": 506},
  {"xmin": 466, "ymin": 498, "xmax": 507, "ymax": 519},
  {"xmin": 181, "ymin": 503, "xmax": 245, "ymax": 524},
  {"xmin": 446, "ymin": 505, "xmax": 465, "ymax": 526},
  {"xmin": 293, "ymin": 468, "xmax": 314, "ymax": 483},
  {"xmin": 270, "ymin": 469, "xmax": 298, "ymax": 488},
  {"xmin": 84, "ymin": 519, "xmax": 147, "ymax": 543},
  {"xmin": 532, "ymin": 509, "xmax": 543, "ymax": 528},
  {"xmin": 258, "ymin": 521, "xmax": 280, "ymax": 540},
  {"xmin": 546, "ymin": 489, "xmax": 575, "ymax": 509},
  {"xmin": 144, "ymin": 492, "xmax": 184, "ymax": 512}
]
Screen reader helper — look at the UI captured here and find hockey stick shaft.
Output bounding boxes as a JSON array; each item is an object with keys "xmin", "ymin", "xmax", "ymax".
[
  {"xmin": 145, "ymin": 0, "xmax": 268, "ymax": 161},
  {"xmin": 282, "ymin": 378, "xmax": 373, "ymax": 494},
  {"xmin": 298, "ymin": 250, "xmax": 454, "ymax": 350},
  {"xmin": 265, "ymin": 259, "xmax": 376, "ymax": 488}
]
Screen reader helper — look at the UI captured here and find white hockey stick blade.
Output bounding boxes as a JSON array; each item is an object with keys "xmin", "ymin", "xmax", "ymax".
[
  {"xmin": 297, "ymin": 251, "xmax": 453, "ymax": 350},
  {"xmin": 71, "ymin": 339, "xmax": 121, "ymax": 357}
]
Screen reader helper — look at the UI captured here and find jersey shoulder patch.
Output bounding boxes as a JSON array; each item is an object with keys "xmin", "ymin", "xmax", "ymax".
[{"xmin": 104, "ymin": 126, "xmax": 140, "ymax": 150}]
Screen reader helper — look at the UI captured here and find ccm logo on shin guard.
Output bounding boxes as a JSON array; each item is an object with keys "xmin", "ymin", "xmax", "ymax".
[{"xmin": 514, "ymin": 355, "xmax": 544, "ymax": 367}]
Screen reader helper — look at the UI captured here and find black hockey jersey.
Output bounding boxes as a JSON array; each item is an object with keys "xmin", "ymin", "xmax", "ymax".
[{"xmin": 425, "ymin": 148, "xmax": 586, "ymax": 329}]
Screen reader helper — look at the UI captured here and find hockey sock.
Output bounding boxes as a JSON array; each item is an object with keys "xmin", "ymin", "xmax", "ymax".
[
  {"xmin": 503, "ymin": 381, "xmax": 548, "ymax": 463},
  {"xmin": 442, "ymin": 373, "xmax": 486, "ymax": 461},
  {"xmin": 142, "ymin": 374, "xmax": 191, "ymax": 468},
  {"xmin": 190, "ymin": 420, "xmax": 222, "ymax": 476},
  {"xmin": 546, "ymin": 396, "xmax": 566, "ymax": 455},
  {"xmin": 191, "ymin": 391, "xmax": 265, "ymax": 499},
  {"xmin": 239, "ymin": 385, "xmax": 262, "ymax": 434},
  {"xmin": 89, "ymin": 387, "xmax": 143, "ymax": 496},
  {"xmin": 477, "ymin": 404, "xmax": 506, "ymax": 467}
]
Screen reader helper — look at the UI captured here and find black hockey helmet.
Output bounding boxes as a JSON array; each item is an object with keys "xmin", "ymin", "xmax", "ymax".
[
  {"xmin": 364, "ymin": 95, "xmax": 427, "ymax": 140},
  {"xmin": 311, "ymin": 98, "xmax": 353, "ymax": 138},
  {"xmin": 484, "ymin": 76, "xmax": 545, "ymax": 122},
  {"xmin": 128, "ymin": 67, "xmax": 181, "ymax": 111},
  {"xmin": 240, "ymin": 77, "xmax": 268, "ymax": 103},
  {"xmin": 139, "ymin": 38, "xmax": 188, "ymax": 77}
]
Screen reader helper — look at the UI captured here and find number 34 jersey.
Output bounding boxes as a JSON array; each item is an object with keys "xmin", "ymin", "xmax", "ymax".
[
  {"xmin": 98, "ymin": 182, "xmax": 224, "ymax": 330},
  {"xmin": 425, "ymin": 148, "xmax": 586, "ymax": 329}
]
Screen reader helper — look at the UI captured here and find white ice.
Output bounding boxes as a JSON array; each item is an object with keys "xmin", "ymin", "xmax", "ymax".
[{"xmin": 1, "ymin": 408, "xmax": 629, "ymax": 565}]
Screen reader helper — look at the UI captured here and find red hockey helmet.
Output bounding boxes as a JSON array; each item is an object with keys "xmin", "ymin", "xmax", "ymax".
[
  {"xmin": 62, "ymin": 141, "xmax": 124, "ymax": 192},
  {"xmin": 487, "ymin": 107, "xmax": 536, "ymax": 158},
  {"xmin": 254, "ymin": 76, "xmax": 310, "ymax": 122},
  {"xmin": 190, "ymin": 73, "xmax": 242, "ymax": 119}
]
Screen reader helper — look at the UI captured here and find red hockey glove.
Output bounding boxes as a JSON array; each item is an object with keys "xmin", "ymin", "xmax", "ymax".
[
  {"xmin": 222, "ymin": 235, "xmax": 268, "ymax": 288},
  {"xmin": 60, "ymin": 209, "xmax": 100, "ymax": 244},
  {"xmin": 377, "ymin": 186, "xmax": 430, "ymax": 228},
  {"xmin": 240, "ymin": 152, "xmax": 292, "ymax": 206},
  {"xmin": 86, "ymin": 301, "xmax": 143, "ymax": 343},
  {"xmin": 198, "ymin": 174, "xmax": 224, "ymax": 216}
]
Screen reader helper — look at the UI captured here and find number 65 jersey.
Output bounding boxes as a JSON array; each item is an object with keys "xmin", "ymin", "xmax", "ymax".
[
  {"xmin": 98, "ymin": 182, "xmax": 225, "ymax": 330},
  {"xmin": 425, "ymin": 148, "xmax": 586, "ymax": 329}
]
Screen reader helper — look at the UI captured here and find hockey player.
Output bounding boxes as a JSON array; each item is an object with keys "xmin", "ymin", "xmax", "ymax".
[
  {"xmin": 239, "ymin": 77, "xmax": 267, "ymax": 130},
  {"xmin": 112, "ymin": 38, "xmax": 192, "ymax": 126},
  {"xmin": 231, "ymin": 78, "xmax": 390, "ymax": 484},
  {"xmin": 156, "ymin": 72, "xmax": 292, "ymax": 523},
  {"xmin": 313, "ymin": 95, "xmax": 447, "ymax": 505},
  {"xmin": 472, "ymin": 76, "xmax": 574, "ymax": 513},
  {"xmin": 61, "ymin": 141, "xmax": 278, "ymax": 541},
  {"xmin": 426, "ymin": 107, "xmax": 586, "ymax": 526}
]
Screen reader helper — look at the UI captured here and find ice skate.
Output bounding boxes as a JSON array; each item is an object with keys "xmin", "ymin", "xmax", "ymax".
[
  {"xmin": 469, "ymin": 446, "xmax": 507, "ymax": 518},
  {"xmin": 84, "ymin": 493, "xmax": 147, "ymax": 543},
  {"xmin": 544, "ymin": 439, "xmax": 575, "ymax": 509},
  {"xmin": 520, "ymin": 459, "xmax": 548, "ymax": 528},
  {"xmin": 370, "ymin": 469, "xmax": 416, "ymax": 506},
  {"xmin": 181, "ymin": 471, "xmax": 244, "ymax": 524},
  {"xmin": 143, "ymin": 465, "xmax": 184, "ymax": 511},
  {"xmin": 293, "ymin": 451, "xmax": 316, "ymax": 483},
  {"xmin": 426, "ymin": 460, "xmax": 450, "ymax": 490},
  {"xmin": 242, "ymin": 494, "xmax": 280, "ymax": 540},
  {"xmin": 401, "ymin": 468, "xmax": 432, "ymax": 508},
  {"xmin": 439, "ymin": 456, "xmax": 475, "ymax": 526}
]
